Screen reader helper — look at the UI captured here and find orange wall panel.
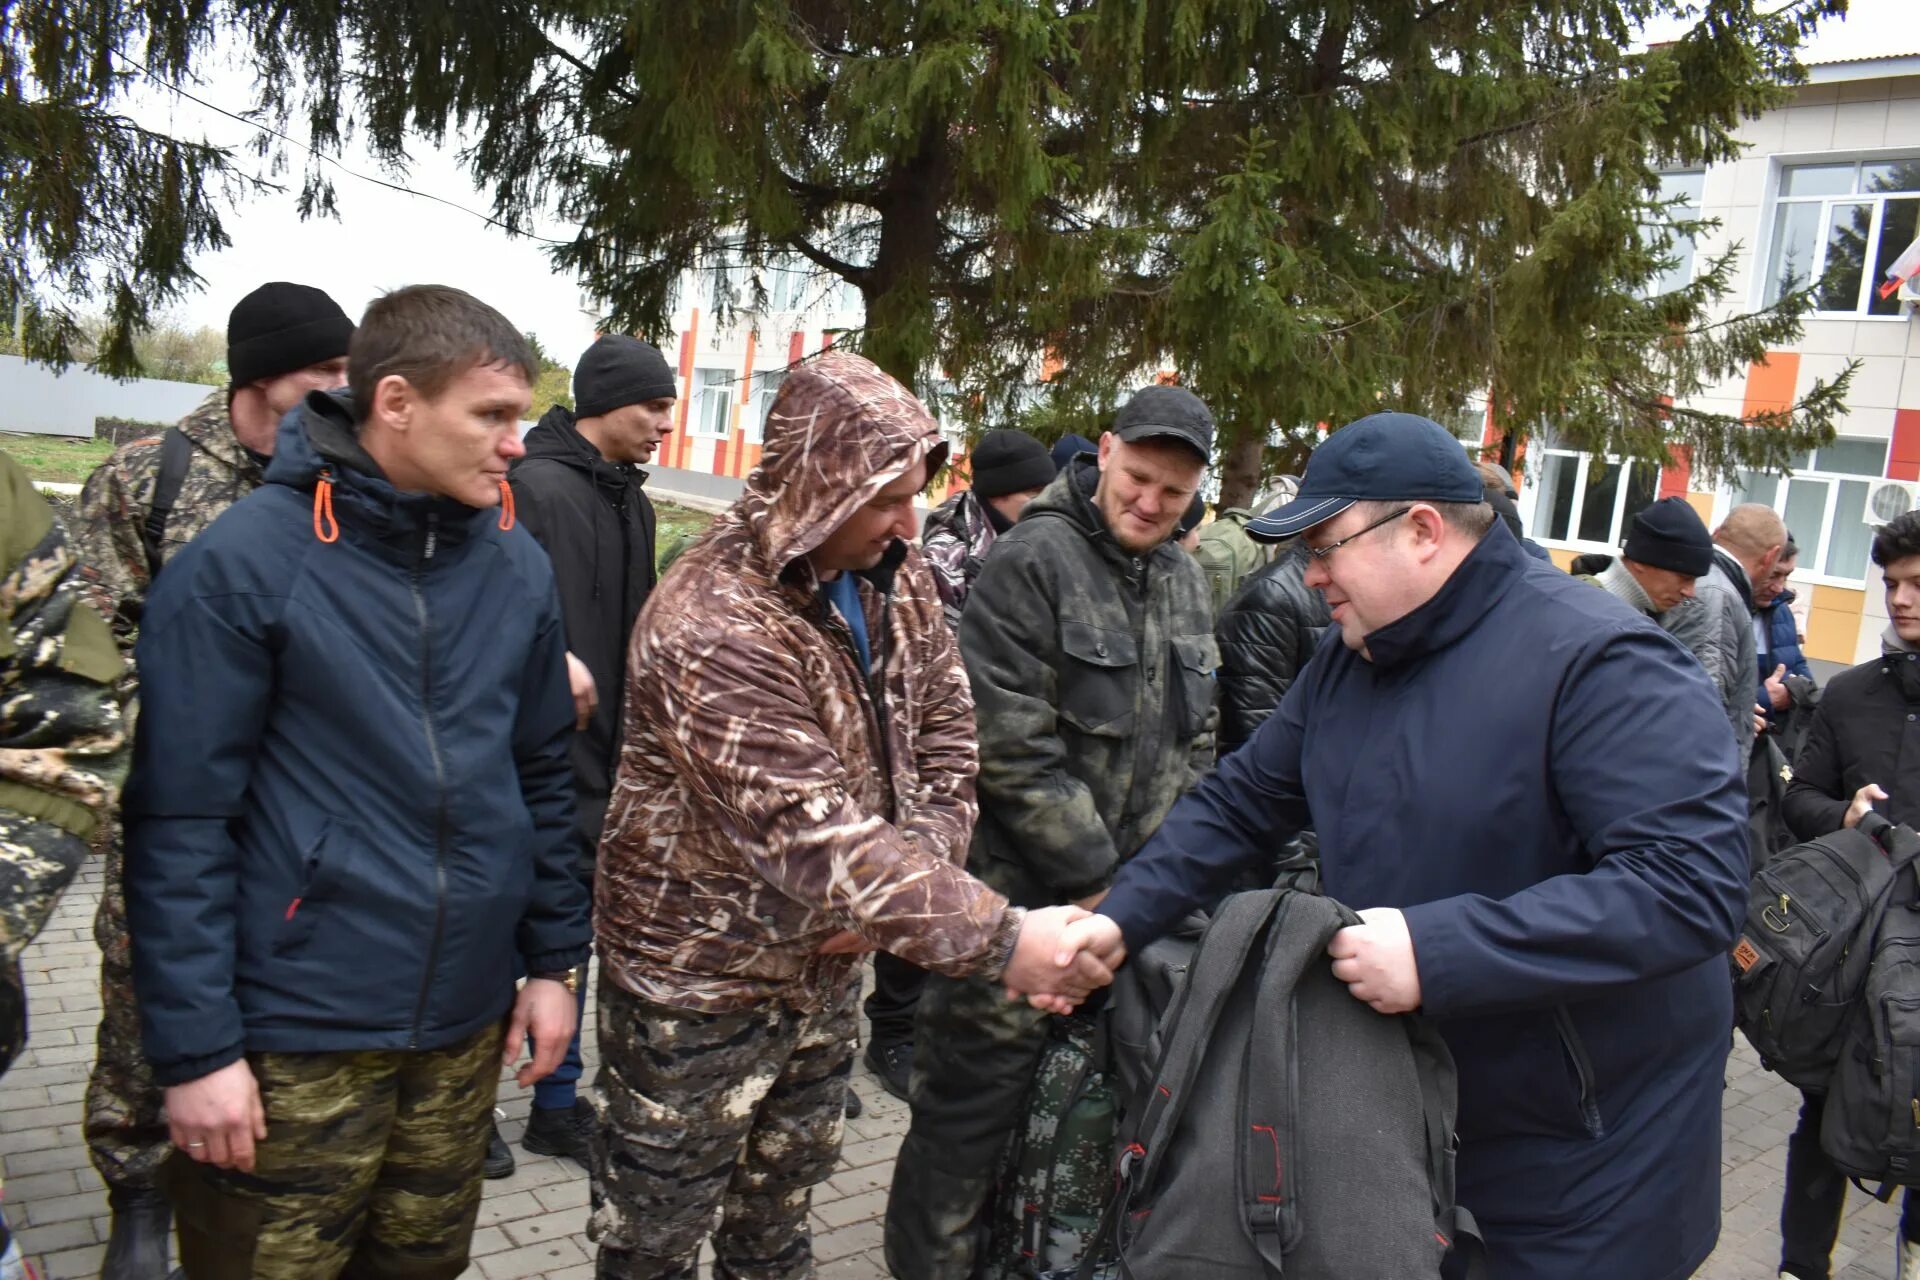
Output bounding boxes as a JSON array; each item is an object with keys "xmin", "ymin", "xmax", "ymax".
[{"xmin": 1742, "ymin": 352, "xmax": 1801, "ymax": 420}]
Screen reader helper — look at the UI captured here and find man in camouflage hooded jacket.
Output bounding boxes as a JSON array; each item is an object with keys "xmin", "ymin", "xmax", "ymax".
[
  {"xmin": 69, "ymin": 281, "xmax": 352, "ymax": 1280},
  {"xmin": 590, "ymin": 351, "xmax": 1107, "ymax": 1280}
]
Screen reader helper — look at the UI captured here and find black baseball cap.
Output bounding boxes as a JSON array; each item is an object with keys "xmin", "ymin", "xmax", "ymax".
[
  {"xmin": 1246, "ymin": 412, "xmax": 1484, "ymax": 542},
  {"xmin": 1112, "ymin": 384, "xmax": 1213, "ymax": 462}
]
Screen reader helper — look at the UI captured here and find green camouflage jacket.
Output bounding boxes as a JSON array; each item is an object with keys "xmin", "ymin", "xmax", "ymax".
[
  {"xmin": 0, "ymin": 451, "xmax": 127, "ymax": 1068},
  {"xmin": 959, "ymin": 458, "xmax": 1217, "ymax": 907},
  {"xmin": 71, "ymin": 391, "xmax": 265, "ymax": 651},
  {"xmin": 596, "ymin": 352, "xmax": 1016, "ymax": 1016}
]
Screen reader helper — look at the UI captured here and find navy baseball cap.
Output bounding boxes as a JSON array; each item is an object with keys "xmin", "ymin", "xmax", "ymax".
[{"xmin": 1246, "ymin": 412, "xmax": 1485, "ymax": 543}]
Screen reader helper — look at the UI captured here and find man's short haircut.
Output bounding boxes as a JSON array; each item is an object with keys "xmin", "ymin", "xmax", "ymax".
[
  {"xmin": 1474, "ymin": 460, "xmax": 1518, "ymax": 499},
  {"xmin": 348, "ymin": 285, "xmax": 537, "ymax": 422},
  {"xmin": 1871, "ymin": 511, "xmax": 1920, "ymax": 568},
  {"xmin": 1714, "ymin": 502, "xmax": 1788, "ymax": 559},
  {"xmin": 1352, "ymin": 497, "xmax": 1498, "ymax": 540}
]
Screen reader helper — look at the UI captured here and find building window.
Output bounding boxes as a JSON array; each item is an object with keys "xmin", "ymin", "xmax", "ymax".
[
  {"xmin": 749, "ymin": 370, "xmax": 787, "ymax": 444},
  {"xmin": 1735, "ymin": 438, "xmax": 1889, "ymax": 585},
  {"xmin": 1531, "ymin": 451, "xmax": 1661, "ymax": 550},
  {"xmin": 1764, "ymin": 158, "xmax": 1920, "ymax": 317},
  {"xmin": 692, "ymin": 368, "xmax": 734, "ymax": 437},
  {"xmin": 1651, "ymin": 170, "xmax": 1705, "ymax": 295}
]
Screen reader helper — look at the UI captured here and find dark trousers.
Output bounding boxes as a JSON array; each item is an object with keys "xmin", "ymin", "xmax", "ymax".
[
  {"xmin": 1781, "ymin": 1089, "xmax": 1920, "ymax": 1279},
  {"xmin": 864, "ymin": 951, "xmax": 926, "ymax": 1049}
]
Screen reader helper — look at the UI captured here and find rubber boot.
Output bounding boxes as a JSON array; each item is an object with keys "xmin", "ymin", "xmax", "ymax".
[{"xmin": 101, "ymin": 1186, "xmax": 173, "ymax": 1280}]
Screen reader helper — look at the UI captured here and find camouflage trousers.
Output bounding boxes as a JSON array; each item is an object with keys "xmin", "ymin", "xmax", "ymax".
[
  {"xmin": 587, "ymin": 975, "xmax": 856, "ymax": 1279},
  {"xmin": 84, "ymin": 815, "xmax": 171, "ymax": 1192},
  {"xmin": 883, "ymin": 969, "xmax": 1051, "ymax": 1279},
  {"xmin": 165, "ymin": 1021, "xmax": 504, "ymax": 1280}
]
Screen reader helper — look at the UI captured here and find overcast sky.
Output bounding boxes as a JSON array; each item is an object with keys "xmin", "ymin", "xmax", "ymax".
[{"xmin": 129, "ymin": 0, "xmax": 1912, "ymax": 362}]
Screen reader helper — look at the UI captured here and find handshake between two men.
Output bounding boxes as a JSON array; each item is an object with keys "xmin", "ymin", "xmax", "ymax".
[{"xmin": 998, "ymin": 902, "xmax": 1426, "ymax": 1018}]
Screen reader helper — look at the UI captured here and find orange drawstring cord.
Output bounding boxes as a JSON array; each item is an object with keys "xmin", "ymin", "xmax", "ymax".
[
  {"xmin": 312, "ymin": 474, "xmax": 340, "ymax": 543},
  {"xmin": 497, "ymin": 478, "xmax": 516, "ymax": 531}
]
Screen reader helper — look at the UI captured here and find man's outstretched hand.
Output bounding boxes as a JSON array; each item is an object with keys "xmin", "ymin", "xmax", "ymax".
[
  {"xmin": 1328, "ymin": 906, "xmax": 1421, "ymax": 1014},
  {"xmin": 1002, "ymin": 907, "xmax": 1128, "ymax": 1014}
]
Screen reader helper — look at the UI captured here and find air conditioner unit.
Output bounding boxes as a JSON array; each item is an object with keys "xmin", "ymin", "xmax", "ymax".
[{"xmin": 1863, "ymin": 479, "xmax": 1920, "ymax": 527}]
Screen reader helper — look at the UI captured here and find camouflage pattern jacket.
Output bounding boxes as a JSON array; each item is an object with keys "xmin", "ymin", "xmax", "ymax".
[
  {"xmin": 921, "ymin": 487, "xmax": 997, "ymax": 627},
  {"xmin": 959, "ymin": 458, "xmax": 1218, "ymax": 908},
  {"xmin": 0, "ymin": 453, "xmax": 127, "ymax": 1068},
  {"xmin": 597, "ymin": 353, "xmax": 1017, "ymax": 1016},
  {"xmin": 71, "ymin": 391, "xmax": 265, "ymax": 651}
]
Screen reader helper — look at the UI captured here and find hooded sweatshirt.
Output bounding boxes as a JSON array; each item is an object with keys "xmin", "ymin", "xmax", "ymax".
[
  {"xmin": 595, "ymin": 353, "xmax": 1017, "ymax": 1016},
  {"xmin": 509, "ymin": 405, "xmax": 657, "ymax": 861},
  {"xmin": 123, "ymin": 390, "xmax": 590, "ymax": 1083}
]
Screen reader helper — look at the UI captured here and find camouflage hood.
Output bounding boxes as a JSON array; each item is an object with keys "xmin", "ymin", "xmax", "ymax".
[{"xmin": 730, "ymin": 351, "xmax": 949, "ymax": 590}]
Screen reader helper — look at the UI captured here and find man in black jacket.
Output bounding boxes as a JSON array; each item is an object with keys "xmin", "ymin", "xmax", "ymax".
[
  {"xmin": 1775, "ymin": 516, "xmax": 1920, "ymax": 1280},
  {"xmin": 1216, "ymin": 542, "xmax": 1330, "ymax": 755},
  {"xmin": 505, "ymin": 334, "xmax": 669, "ymax": 1168}
]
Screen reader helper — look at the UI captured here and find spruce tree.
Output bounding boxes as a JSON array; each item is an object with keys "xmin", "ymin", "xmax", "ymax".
[{"xmin": 3, "ymin": 0, "xmax": 1851, "ymax": 501}]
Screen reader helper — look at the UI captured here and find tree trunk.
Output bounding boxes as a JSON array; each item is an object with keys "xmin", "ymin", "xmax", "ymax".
[
  {"xmin": 857, "ymin": 122, "xmax": 949, "ymax": 393},
  {"xmin": 1217, "ymin": 431, "xmax": 1265, "ymax": 510}
]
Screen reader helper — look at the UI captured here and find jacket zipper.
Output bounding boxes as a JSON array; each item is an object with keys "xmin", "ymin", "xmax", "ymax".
[
  {"xmin": 1552, "ymin": 1005, "xmax": 1605, "ymax": 1138},
  {"xmin": 869, "ymin": 585, "xmax": 896, "ymax": 819},
  {"xmin": 408, "ymin": 512, "xmax": 450, "ymax": 1048}
]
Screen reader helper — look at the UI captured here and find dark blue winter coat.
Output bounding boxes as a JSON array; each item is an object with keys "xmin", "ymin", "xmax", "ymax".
[
  {"xmin": 124, "ymin": 391, "xmax": 592, "ymax": 1086},
  {"xmin": 1101, "ymin": 522, "xmax": 1748, "ymax": 1280},
  {"xmin": 1757, "ymin": 590, "xmax": 1813, "ymax": 714}
]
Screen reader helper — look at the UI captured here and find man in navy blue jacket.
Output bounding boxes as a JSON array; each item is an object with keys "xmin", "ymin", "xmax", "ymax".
[
  {"xmin": 123, "ymin": 285, "xmax": 592, "ymax": 1278},
  {"xmin": 1046, "ymin": 413, "xmax": 1749, "ymax": 1280}
]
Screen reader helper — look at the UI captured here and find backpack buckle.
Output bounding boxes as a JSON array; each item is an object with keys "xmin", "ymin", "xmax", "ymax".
[{"xmin": 1248, "ymin": 1201, "xmax": 1285, "ymax": 1235}]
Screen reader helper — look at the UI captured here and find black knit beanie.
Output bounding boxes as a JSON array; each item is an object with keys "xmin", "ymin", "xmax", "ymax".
[
  {"xmin": 227, "ymin": 283, "xmax": 354, "ymax": 387},
  {"xmin": 1623, "ymin": 497, "xmax": 1714, "ymax": 577},
  {"xmin": 970, "ymin": 429, "xmax": 1055, "ymax": 499},
  {"xmin": 574, "ymin": 335, "xmax": 677, "ymax": 419}
]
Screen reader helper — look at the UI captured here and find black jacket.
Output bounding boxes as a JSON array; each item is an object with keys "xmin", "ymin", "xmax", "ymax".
[
  {"xmin": 1215, "ymin": 543, "xmax": 1331, "ymax": 755},
  {"xmin": 509, "ymin": 406, "xmax": 657, "ymax": 862},
  {"xmin": 1784, "ymin": 647, "xmax": 1920, "ymax": 840}
]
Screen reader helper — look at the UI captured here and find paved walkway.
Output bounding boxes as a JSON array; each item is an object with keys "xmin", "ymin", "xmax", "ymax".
[{"xmin": 0, "ymin": 857, "xmax": 1909, "ymax": 1278}]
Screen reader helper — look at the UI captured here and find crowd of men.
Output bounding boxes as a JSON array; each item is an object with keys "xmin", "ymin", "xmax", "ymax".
[{"xmin": 0, "ymin": 276, "xmax": 1911, "ymax": 1280}]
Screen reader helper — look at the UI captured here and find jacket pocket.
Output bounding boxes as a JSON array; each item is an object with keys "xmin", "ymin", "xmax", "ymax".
[
  {"xmin": 1058, "ymin": 620, "xmax": 1138, "ymax": 738},
  {"xmin": 1170, "ymin": 633, "xmax": 1220, "ymax": 738},
  {"xmin": 1553, "ymin": 1005, "xmax": 1607, "ymax": 1140},
  {"xmin": 273, "ymin": 819, "xmax": 364, "ymax": 956}
]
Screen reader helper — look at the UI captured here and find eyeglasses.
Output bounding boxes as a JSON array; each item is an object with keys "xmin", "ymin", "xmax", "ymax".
[{"xmin": 1303, "ymin": 507, "xmax": 1412, "ymax": 561}]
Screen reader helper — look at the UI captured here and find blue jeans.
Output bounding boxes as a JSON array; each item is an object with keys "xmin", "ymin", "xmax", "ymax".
[{"xmin": 532, "ymin": 978, "xmax": 590, "ymax": 1111}]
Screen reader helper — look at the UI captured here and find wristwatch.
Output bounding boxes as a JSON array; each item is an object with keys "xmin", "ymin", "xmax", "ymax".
[{"xmin": 531, "ymin": 965, "xmax": 585, "ymax": 995}]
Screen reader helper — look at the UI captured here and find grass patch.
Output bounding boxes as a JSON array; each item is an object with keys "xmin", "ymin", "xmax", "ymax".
[
  {"xmin": 1, "ymin": 433, "xmax": 116, "ymax": 486},
  {"xmin": 654, "ymin": 499, "xmax": 716, "ymax": 573}
]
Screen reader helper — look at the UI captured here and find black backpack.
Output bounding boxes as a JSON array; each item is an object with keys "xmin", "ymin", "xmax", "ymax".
[
  {"xmin": 1730, "ymin": 814, "xmax": 1920, "ymax": 1089},
  {"xmin": 1813, "ymin": 817, "xmax": 1920, "ymax": 1198},
  {"xmin": 1067, "ymin": 888, "xmax": 1482, "ymax": 1279}
]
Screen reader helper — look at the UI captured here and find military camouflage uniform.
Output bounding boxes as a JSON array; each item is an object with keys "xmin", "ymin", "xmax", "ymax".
[
  {"xmin": 593, "ymin": 353, "xmax": 1026, "ymax": 1277},
  {"xmin": 587, "ymin": 976, "xmax": 857, "ymax": 1279},
  {"xmin": 886, "ymin": 456, "xmax": 1218, "ymax": 1279},
  {"xmin": 0, "ymin": 451, "xmax": 128, "ymax": 1075},
  {"xmin": 164, "ymin": 1022, "xmax": 503, "ymax": 1280},
  {"xmin": 68, "ymin": 392, "xmax": 265, "ymax": 1192}
]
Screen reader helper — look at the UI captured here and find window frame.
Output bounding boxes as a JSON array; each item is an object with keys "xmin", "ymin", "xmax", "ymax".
[
  {"xmin": 1527, "ymin": 448, "xmax": 1663, "ymax": 555},
  {"xmin": 690, "ymin": 367, "xmax": 736, "ymax": 439},
  {"xmin": 748, "ymin": 369, "xmax": 787, "ymax": 445},
  {"xmin": 1761, "ymin": 155, "xmax": 1920, "ymax": 320},
  {"xmin": 1734, "ymin": 437, "xmax": 1889, "ymax": 589}
]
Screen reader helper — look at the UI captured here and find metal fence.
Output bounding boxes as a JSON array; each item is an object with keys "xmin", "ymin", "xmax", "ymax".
[{"xmin": 0, "ymin": 354, "xmax": 213, "ymax": 437}]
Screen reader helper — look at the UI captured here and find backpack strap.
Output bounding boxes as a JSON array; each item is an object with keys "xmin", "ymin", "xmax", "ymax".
[
  {"xmin": 1405, "ymin": 1015, "xmax": 1489, "ymax": 1280},
  {"xmin": 1239, "ymin": 893, "xmax": 1353, "ymax": 1273},
  {"xmin": 1077, "ymin": 891, "xmax": 1284, "ymax": 1279},
  {"xmin": 141, "ymin": 427, "xmax": 194, "ymax": 579},
  {"xmin": 1122, "ymin": 890, "xmax": 1284, "ymax": 1193}
]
